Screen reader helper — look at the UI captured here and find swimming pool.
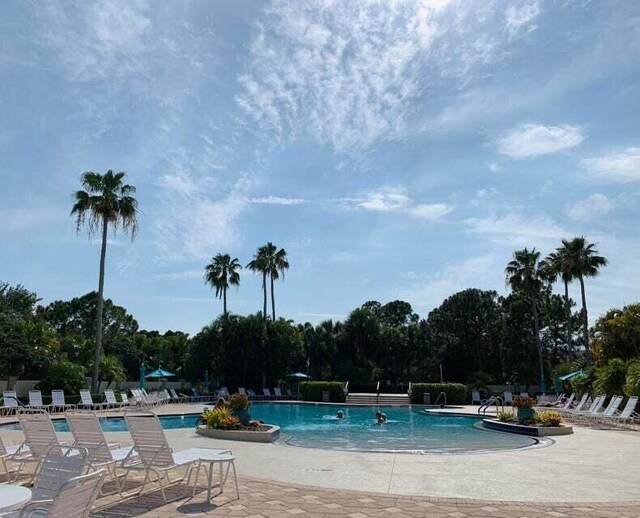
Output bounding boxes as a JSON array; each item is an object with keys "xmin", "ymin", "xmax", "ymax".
[{"xmin": 1, "ymin": 403, "xmax": 541, "ymax": 453}]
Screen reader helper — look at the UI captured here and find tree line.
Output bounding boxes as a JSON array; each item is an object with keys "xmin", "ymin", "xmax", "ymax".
[{"xmin": 1, "ymin": 168, "xmax": 625, "ymax": 396}]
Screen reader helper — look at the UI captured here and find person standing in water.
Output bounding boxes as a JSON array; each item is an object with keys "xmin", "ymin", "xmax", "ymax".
[
  {"xmin": 336, "ymin": 410, "xmax": 344, "ymax": 419},
  {"xmin": 375, "ymin": 411, "xmax": 387, "ymax": 424}
]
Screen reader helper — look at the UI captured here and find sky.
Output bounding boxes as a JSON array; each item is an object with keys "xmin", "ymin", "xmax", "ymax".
[{"xmin": 1, "ymin": 0, "xmax": 639, "ymax": 334}]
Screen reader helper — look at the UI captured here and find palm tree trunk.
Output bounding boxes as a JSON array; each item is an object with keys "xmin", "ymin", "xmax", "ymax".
[
  {"xmin": 262, "ymin": 272, "xmax": 267, "ymax": 322},
  {"xmin": 270, "ymin": 274, "xmax": 276, "ymax": 321},
  {"xmin": 223, "ymin": 287, "xmax": 227, "ymax": 316},
  {"xmin": 92, "ymin": 217, "xmax": 109, "ymax": 393},
  {"xmin": 532, "ymin": 300, "xmax": 546, "ymax": 393},
  {"xmin": 564, "ymin": 280, "xmax": 573, "ymax": 359},
  {"xmin": 578, "ymin": 275, "xmax": 590, "ymax": 364}
]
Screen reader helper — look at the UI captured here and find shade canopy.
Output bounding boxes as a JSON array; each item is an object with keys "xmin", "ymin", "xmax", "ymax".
[
  {"xmin": 286, "ymin": 372, "xmax": 311, "ymax": 379},
  {"xmin": 558, "ymin": 370, "xmax": 584, "ymax": 382},
  {"xmin": 145, "ymin": 367, "xmax": 175, "ymax": 379}
]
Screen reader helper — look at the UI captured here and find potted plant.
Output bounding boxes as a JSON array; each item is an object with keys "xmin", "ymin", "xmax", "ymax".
[
  {"xmin": 229, "ymin": 393, "xmax": 252, "ymax": 425},
  {"xmin": 512, "ymin": 395, "xmax": 535, "ymax": 424}
]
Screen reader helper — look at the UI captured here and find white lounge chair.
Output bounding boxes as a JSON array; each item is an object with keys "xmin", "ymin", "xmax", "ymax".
[
  {"xmin": 0, "ymin": 433, "xmax": 28, "ymax": 482},
  {"xmin": 262, "ymin": 388, "xmax": 272, "ymax": 399},
  {"xmin": 120, "ymin": 412, "xmax": 231, "ymax": 501},
  {"xmin": 14, "ymin": 409, "xmax": 65, "ymax": 481},
  {"xmin": 66, "ymin": 411, "xmax": 136, "ymax": 493},
  {"xmin": 12, "ymin": 444, "xmax": 104, "ymax": 518},
  {"xmin": 604, "ymin": 396, "xmax": 640, "ymax": 427},
  {"xmin": 520, "ymin": 392, "xmax": 529, "ymax": 398},
  {"xmin": 17, "ymin": 468, "xmax": 105, "ymax": 518},
  {"xmin": 471, "ymin": 389, "xmax": 483, "ymax": 404},
  {"xmin": 51, "ymin": 390, "xmax": 76, "ymax": 413},
  {"xmin": 503, "ymin": 391, "xmax": 513, "ymax": 406},
  {"xmin": 588, "ymin": 395, "xmax": 623, "ymax": 425},
  {"xmin": 28, "ymin": 390, "xmax": 53, "ymax": 412},
  {"xmin": 273, "ymin": 387, "xmax": 284, "ymax": 400},
  {"xmin": 104, "ymin": 389, "xmax": 126, "ymax": 410},
  {"xmin": 558, "ymin": 393, "xmax": 589, "ymax": 416},
  {"xmin": 238, "ymin": 387, "xmax": 247, "ymax": 396},
  {"xmin": 1, "ymin": 390, "xmax": 20, "ymax": 416},
  {"xmin": 79, "ymin": 390, "xmax": 108, "ymax": 411},
  {"xmin": 571, "ymin": 395, "xmax": 606, "ymax": 423},
  {"xmin": 120, "ymin": 392, "xmax": 131, "ymax": 406}
]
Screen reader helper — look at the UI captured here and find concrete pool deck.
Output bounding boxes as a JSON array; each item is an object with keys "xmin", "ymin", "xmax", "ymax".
[{"xmin": 1, "ymin": 402, "xmax": 639, "ymax": 506}]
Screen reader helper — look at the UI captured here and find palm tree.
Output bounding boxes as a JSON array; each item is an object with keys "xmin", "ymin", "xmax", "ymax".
[
  {"xmin": 561, "ymin": 237, "xmax": 608, "ymax": 362},
  {"xmin": 505, "ymin": 248, "xmax": 546, "ymax": 393},
  {"xmin": 204, "ymin": 253, "xmax": 242, "ymax": 315},
  {"xmin": 247, "ymin": 245, "xmax": 269, "ymax": 321},
  {"xmin": 267, "ymin": 245, "xmax": 289, "ymax": 320},
  {"xmin": 71, "ymin": 170, "xmax": 138, "ymax": 393},
  {"xmin": 542, "ymin": 249, "xmax": 575, "ymax": 359}
]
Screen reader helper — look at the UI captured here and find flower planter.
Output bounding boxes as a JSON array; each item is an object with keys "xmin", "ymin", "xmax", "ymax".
[
  {"xmin": 196, "ymin": 424, "xmax": 280, "ymax": 443},
  {"xmin": 517, "ymin": 408, "xmax": 535, "ymax": 424},
  {"xmin": 233, "ymin": 409, "xmax": 251, "ymax": 426}
]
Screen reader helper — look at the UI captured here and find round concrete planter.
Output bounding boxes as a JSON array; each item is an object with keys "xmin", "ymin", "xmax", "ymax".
[
  {"xmin": 483, "ymin": 418, "xmax": 573, "ymax": 437},
  {"xmin": 196, "ymin": 424, "xmax": 280, "ymax": 443}
]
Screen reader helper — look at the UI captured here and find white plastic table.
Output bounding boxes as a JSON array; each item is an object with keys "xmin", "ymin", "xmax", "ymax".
[
  {"xmin": 0, "ymin": 485, "xmax": 32, "ymax": 513},
  {"xmin": 190, "ymin": 452, "xmax": 239, "ymax": 502}
]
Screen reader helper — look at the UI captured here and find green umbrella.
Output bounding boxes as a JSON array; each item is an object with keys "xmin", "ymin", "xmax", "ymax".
[{"xmin": 139, "ymin": 362, "xmax": 147, "ymax": 390}]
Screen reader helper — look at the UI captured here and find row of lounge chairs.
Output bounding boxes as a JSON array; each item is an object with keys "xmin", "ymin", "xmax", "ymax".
[
  {"xmin": 0, "ymin": 388, "xmax": 197, "ymax": 415},
  {"xmin": 472, "ymin": 390, "xmax": 537, "ymax": 405},
  {"xmin": 238, "ymin": 387, "xmax": 291, "ymax": 400},
  {"xmin": 1, "ymin": 408, "xmax": 236, "ymax": 511},
  {"xmin": 551, "ymin": 392, "xmax": 639, "ymax": 427}
]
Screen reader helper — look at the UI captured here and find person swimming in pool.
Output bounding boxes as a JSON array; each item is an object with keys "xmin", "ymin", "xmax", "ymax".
[
  {"xmin": 375, "ymin": 411, "xmax": 387, "ymax": 424},
  {"xmin": 336, "ymin": 410, "xmax": 344, "ymax": 419}
]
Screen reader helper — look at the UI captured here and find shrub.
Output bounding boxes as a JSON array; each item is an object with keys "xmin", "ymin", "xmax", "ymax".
[
  {"xmin": 229, "ymin": 393, "xmax": 251, "ymax": 411},
  {"xmin": 202, "ymin": 407, "xmax": 241, "ymax": 430},
  {"xmin": 410, "ymin": 383, "xmax": 468, "ymax": 405},
  {"xmin": 624, "ymin": 361, "xmax": 640, "ymax": 397},
  {"xmin": 497, "ymin": 411, "xmax": 516, "ymax": 422},
  {"xmin": 512, "ymin": 396, "xmax": 534, "ymax": 409},
  {"xmin": 36, "ymin": 360, "xmax": 86, "ymax": 398},
  {"xmin": 537, "ymin": 410, "xmax": 562, "ymax": 426},
  {"xmin": 299, "ymin": 382, "xmax": 345, "ymax": 403},
  {"xmin": 594, "ymin": 358, "xmax": 628, "ymax": 396}
]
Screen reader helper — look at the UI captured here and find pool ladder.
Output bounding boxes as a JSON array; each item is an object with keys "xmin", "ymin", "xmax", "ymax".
[{"xmin": 478, "ymin": 396, "xmax": 504, "ymax": 415}]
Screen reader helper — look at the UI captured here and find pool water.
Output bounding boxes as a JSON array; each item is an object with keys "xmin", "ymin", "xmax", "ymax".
[{"xmin": 2, "ymin": 403, "xmax": 539, "ymax": 453}]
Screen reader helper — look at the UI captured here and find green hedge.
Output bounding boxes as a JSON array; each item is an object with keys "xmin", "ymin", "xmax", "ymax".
[
  {"xmin": 299, "ymin": 382, "xmax": 346, "ymax": 403},
  {"xmin": 410, "ymin": 383, "xmax": 468, "ymax": 405}
]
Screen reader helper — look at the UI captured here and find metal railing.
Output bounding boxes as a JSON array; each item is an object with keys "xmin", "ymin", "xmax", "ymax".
[
  {"xmin": 433, "ymin": 391, "xmax": 447, "ymax": 407},
  {"xmin": 478, "ymin": 396, "xmax": 504, "ymax": 415},
  {"xmin": 376, "ymin": 381, "xmax": 381, "ymax": 404}
]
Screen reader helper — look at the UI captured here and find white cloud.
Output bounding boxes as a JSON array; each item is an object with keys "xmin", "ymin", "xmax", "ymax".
[
  {"xmin": 250, "ymin": 196, "xmax": 307, "ymax": 205},
  {"xmin": 399, "ymin": 254, "xmax": 502, "ymax": 310},
  {"xmin": 236, "ymin": 0, "xmax": 452, "ymax": 151},
  {"xmin": 582, "ymin": 147, "xmax": 640, "ymax": 183},
  {"xmin": 153, "ymin": 172, "xmax": 250, "ymax": 261},
  {"xmin": 566, "ymin": 193, "xmax": 613, "ymax": 222},
  {"xmin": 357, "ymin": 188, "xmax": 452, "ymax": 221},
  {"xmin": 465, "ymin": 212, "xmax": 567, "ymax": 247},
  {"xmin": 0, "ymin": 207, "xmax": 60, "ymax": 232},
  {"xmin": 497, "ymin": 123, "xmax": 585, "ymax": 158},
  {"xmin": 155, "ymin": 270, "xmax": 203, "ymax": 281},
  {"xmin": 505, "ymin": 1, "xmax": 541, "ymax": 39}
]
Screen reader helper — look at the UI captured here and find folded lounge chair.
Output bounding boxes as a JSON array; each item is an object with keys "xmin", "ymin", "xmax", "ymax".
[
  {"xmin": 604, "ymin": 396, "xmax": 640, "ymax": 427},
  {"xmin": 104, "ymin": 389, "xmax": 127, "ymax": 410},
  {"xmin": 119, "ymin": 412, "xmax": 231, "ymax": 501}
]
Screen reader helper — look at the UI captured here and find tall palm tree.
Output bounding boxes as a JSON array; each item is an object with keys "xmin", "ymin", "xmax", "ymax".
[
  {"xmin": 505, "ymin": 248, "xmax": 546, "ymax": 393},
  {"xmin": 267, "ymin": 245, "xmax": 289, "ymax": 320},
  {"xmin": 543, "ymin": 249, "xmax": 575, "ymax": 359},
  {"xmin": 560, "ymin": 237, "xmax": 608, "ymax": 362},
  {"xmin": 204, "ymin": 253, "xmax": 242, "ymax": 315},
  {"xmin": 71, "ymin": 170, "xmax": 138, "ymax": 393},
  {"xmin": 247, "ymin": 245, "xmax": 269, "ymax": 321}
]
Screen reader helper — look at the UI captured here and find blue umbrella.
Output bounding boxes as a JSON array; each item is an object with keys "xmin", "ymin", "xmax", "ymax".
[{"xmin": 145, "ymin": 367, "xmax": 176, "ymax": 378}]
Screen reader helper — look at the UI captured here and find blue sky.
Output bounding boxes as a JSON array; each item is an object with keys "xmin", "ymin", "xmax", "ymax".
[{"xmin": 1, "ymin": 1, "xmax": 639, "ymax": 334}]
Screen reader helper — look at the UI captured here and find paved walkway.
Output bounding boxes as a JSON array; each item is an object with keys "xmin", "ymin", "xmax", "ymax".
[{"xmin": 93, "ymin": 475, "xmax": 640, "ymax": 517}]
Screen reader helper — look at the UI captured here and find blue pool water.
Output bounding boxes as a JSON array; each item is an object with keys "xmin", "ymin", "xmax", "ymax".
[{"xmin": 1, "ymin": 404, "xmax": 538, "ymax": 453}]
